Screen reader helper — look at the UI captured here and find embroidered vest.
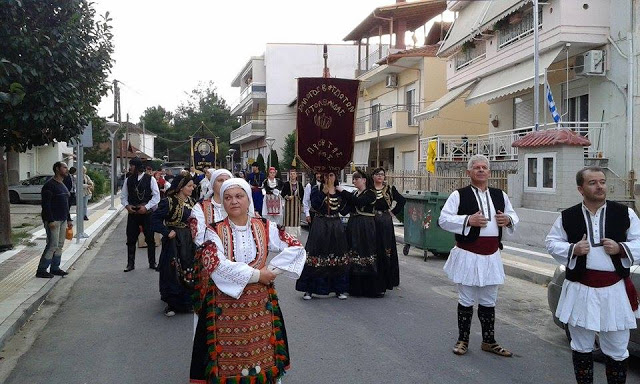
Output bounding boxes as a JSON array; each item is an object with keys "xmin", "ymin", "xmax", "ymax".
[
  {"xmin": 455, "ymin": 185, "xmax": 506, "ymax": 248},
  {"xmin": 562, "ymin": 201, "xmax": 630, "ymax": 281},
  {"xmin": 126, "ymin": 173, "xmax": 153, "ymax": 206}
]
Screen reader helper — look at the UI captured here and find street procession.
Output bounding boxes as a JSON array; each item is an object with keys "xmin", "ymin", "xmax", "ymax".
[{"xmin": 2, "ymin": 1, "xmax": 640, "ymax": 383}]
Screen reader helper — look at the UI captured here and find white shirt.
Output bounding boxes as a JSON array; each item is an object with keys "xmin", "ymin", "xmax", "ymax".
[
  {"xmin": 201, "ymin": 219, "xmax": 306, "ymax": 299},
  {"xmin": 438, "ymin": 187, "xmax": 518, "ymax": 238},
  {"xmin": 120, "ymin": 173, "xmax": 161, "ymax": 211},
  {"xmin": 546, "ymin": 204, "xmax": 640, "ymax": 270}
]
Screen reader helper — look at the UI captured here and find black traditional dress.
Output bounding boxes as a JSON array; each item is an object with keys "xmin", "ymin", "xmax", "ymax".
[
  {"xmin": 344, "ymin": 189, "xmax": 386, "ymax": 297},
  {"xmin": 373, "ymin": 184, "xmax": 406, "ymax": 289},
  {"xmin": 295, "ymin": 185, "xmax": 350, "ymax": 295},
  {"xmin": 151, "ymin": 195, "xmax": 196, "ymax": 313}
]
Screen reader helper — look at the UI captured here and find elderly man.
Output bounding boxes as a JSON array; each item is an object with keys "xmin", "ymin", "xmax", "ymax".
[
  {"xmin": 438, "ymin": 154, "xmax": 518, "ymax": 357},
  {"xmin": 546, "ymin": 166, "xmax": 639, "ymax": 384}
]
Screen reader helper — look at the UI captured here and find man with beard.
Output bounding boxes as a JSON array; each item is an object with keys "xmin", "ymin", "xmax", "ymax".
[{"xmin": 121, "ymin": 157, "xmax": 160, "ymax": 272}]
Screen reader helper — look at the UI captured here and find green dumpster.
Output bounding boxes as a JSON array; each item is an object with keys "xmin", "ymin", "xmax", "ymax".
[{"xmin": 402, "ymin": 191, "xmax": 455, "ymax": 261}]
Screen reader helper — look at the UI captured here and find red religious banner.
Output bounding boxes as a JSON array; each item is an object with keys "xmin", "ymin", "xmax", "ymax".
[{"xmin": 296, "ymin": 77, "xmax": 359, "ymax": 173}]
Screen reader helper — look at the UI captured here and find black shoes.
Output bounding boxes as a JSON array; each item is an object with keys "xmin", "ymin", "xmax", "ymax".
[
  {"xmin": 123, "ymin": 265, "xmax": 135, "ymax": 272},
  {"xmin": 35, "ymin": 271, "xmax": 54, "ymax": 278},
  {"xmin": 50, "ymin": 269, "xmax": 68, "ymax": 277},
  {"xmin": 149, "ymin": 262, "xmax": 157, "ymax": 270},
  {"xmin": 83, "ymin": 216, "xmax": 89, "ymax": 221}
]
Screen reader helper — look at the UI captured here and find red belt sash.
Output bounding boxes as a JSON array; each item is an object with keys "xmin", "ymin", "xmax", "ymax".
[
  {"xmin": 456, "ymin": 237, "xmax": 499, "ymax": 256},
  {"xmin": 580, "ymin": 269, "xmax": 639, "ymax": 312}
]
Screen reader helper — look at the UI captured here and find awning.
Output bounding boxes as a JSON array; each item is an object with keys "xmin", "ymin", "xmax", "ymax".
[
  {"xmin": 438, "ymin": 0, "xmax": 531, "ymax": 56},
  {"xmin": 353, "ymin": 141, "xmax": 371, "ymax": 166},
  {"xmin": 415, "ymin": 80, "xmax": 478, "ymax": 121},
  {"xmin": 465, "ymin": 47, "xmax": 562, "ymax": 106}
]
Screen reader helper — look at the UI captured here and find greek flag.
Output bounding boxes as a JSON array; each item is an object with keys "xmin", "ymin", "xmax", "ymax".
[{"xmin": 546, "ymin": 84, "xmax": 561, "ymax": 123}]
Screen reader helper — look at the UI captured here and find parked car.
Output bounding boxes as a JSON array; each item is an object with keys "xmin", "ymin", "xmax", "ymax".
[
  {"xmin": 9, "ymin": 175, "xmax": 53, "ymax": 203},
  {"xmin": 547, "ymin": 264, "xmax": 640, "ymax": 356}
]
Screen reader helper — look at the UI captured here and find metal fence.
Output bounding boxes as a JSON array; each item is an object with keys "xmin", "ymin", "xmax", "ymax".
[{"xmin": 386, "ymin": 170, "xmax": 511, "ymax": 194}]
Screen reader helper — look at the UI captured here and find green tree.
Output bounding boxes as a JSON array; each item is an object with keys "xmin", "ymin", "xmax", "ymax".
[
  {"xmin": 172, "ymin": 81, "xmax": 239, "ymax": 165},
  {"xmin": 255, "ymin": 153, "xmax": 266, "ymax": 173},
  {"xmin": 281, "ymin": 132, "xmax": 296, "ymax": 172},
  {"xmin": 139, "ymin": 105, "xmax": 174, "ymax": 160},
  {"xmin": 0, "ymin": 0, "xmax": 114, "ymax": 250},
  {"xmin": 267, "ymin": 150, "xmax": 280, "ymax": 174}
]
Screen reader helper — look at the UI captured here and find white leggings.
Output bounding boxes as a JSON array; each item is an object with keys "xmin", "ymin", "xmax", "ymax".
[
  {"xmin": 568, "ymin": 324, "xmax": 630, "ymax": 361},
  {"xmin": 457, "ymin": 284, "xmax": 499, "ymax": 307}
]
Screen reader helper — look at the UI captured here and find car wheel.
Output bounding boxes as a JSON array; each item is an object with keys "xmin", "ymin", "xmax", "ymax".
[{"xmin": 9, "ymin": 191, "xmax": 20, "ymax": 204}]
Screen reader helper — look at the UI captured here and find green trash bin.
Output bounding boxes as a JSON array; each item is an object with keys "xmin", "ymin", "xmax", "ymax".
[{"xmin": 402, "ymin": 191, "xmax": 455, "ymax": 261}]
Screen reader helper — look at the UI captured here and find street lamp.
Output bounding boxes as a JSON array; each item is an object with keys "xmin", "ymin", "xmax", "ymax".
[
  {"xmin": 228, "ymin": 148, "xmax": 236, "ymax": 172},
  {"xmin": 225, "ymin": 155, "xmax": 231, "ymax": 170},
  {"xmin": 265, "ymin": 136, "xmax": 275, "ymax": 169},
  {"xmin": 106, "ymin": 121, "xmax": 121, "ymax": 210}
]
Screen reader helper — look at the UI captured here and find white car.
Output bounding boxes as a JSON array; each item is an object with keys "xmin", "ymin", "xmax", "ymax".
[{"xmin": 9, "ymin": 175, "xmax": 53, "ymax": 203}]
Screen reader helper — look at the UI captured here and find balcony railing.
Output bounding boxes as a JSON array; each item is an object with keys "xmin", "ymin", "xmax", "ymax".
[
  {"xmin": 369, "ymin": 105, "xmax": 420, "ymax": 131},
  {"xmin": 498, "ymin": 7, "xmax": 543, "ymax": 49},
  {"xmin": 419, "ymin": 122, "xmax": 608, "ymax": 162},
  {"xmin": 230, "ymin": 82, "xmax": 266, "ymax": 113},
  {"xmin": 455, "ymin": 43, "xmax": 487, "ymax": 71},
  {"xmin": 356, "ymin": 116, "xmax": 367, "ymax": 135},
  {"xmin": 230, "ymin": 119, "xmax": 266, "ymax": 144},
  {"xmin": 358, "ymin": 45, "xmax": 390, "ymax": 74}
]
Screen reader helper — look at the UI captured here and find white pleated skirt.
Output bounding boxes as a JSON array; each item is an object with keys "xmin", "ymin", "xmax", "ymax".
[
  {"xmin": 443, "ymin": 246, "xmax": 505, "ymax": 287},
  {"xmin": 556, "ymin": 279, "xmax": 640, "ymax": 332}
]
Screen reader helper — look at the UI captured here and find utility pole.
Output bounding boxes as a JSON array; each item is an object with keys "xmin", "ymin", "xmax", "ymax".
[
  {"xmin": 114, "ymin": 79, "xmax": 123, "ymax": 174},
  {"xmin": 533, "ymin": 0, "xmax": 540, "ymax": 131},
  {"xmin": 125, "ymin": 113, "xmax": 130, "ymax": 167},
  {"xmin": 0, "ymin": 146, "xmax": 12, "ymax": 251}
]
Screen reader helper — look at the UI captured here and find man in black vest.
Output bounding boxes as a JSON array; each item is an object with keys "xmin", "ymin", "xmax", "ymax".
[
  {"xmin": 121, "ymin": 157, "xmax": 160, "ymax": 272},
  {"xmin": 546, "ymin": 166, "xmax": 639, "ymax": 384},
  {"xmin": 439, "ymin": 154, "xmax": 519, "ymax": 358}
]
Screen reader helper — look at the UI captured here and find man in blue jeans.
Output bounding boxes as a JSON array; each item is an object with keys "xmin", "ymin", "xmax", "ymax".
[{"xmin": 36, "ymin": 161, "xmax": 73, "ymax": 278}]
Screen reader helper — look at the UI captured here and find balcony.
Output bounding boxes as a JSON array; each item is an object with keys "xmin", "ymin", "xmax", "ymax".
[
  {"xmin": 497, "ymin": 6, "xmax": 543, "ymax": 49},
  {"xmin": 355, "ymin": 105, "xmax": 420, "ymax": 142},
  {"xmin": 230, "ymin": 82, "xmax": 266, "ymax": 116},
  {"xmin": 230, "ymin": 119, "xmax": 266, "ymax": 145},
  {"xmin": 419, "ymin": 122, "xmax": 608, "ymax": 162},
  {"xmin": 455, "ymin": 42, "xmax": 486, "ymax": 71}
]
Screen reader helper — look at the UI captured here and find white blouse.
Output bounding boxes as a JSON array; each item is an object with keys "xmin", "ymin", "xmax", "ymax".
[{"xmin": 201, "ymin": 219, "xmax": 306, "ymax": 299}]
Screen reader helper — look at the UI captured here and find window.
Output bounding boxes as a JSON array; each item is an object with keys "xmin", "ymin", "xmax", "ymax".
[
  {"xmin": 524, "ymin": 153, "xmax": 556, "ymax": 192},
  {"xmin": 371, "ymin": 104, "xmax": 380, "ymax": 131},
  {"xmin": 406, "ymin": 89, "xmax": 416, "ymax": 125}
]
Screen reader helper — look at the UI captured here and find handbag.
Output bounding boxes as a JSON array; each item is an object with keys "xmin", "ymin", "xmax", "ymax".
[
  {"xmin": 69, "ymin": 193, "xmax": 77, "ymax": 206},
  {"xmin": 65, "ymin": 226, "xmax": 74, "ymax": 240}
]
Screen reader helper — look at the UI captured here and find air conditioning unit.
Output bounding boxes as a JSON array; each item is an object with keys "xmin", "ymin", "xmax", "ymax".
[
  {"xmin": 385, "ymin": 74, "xmax": 398, "ymax": 88},
  {"xmin": 574, "ymin": 50, "xmax": 605, "ymax": 76}
]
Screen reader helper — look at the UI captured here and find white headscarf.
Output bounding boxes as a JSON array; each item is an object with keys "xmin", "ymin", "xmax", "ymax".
[
  {"xmin": 207, "ymin": 168, "xmax": 233, "ymax": 199},
  {"xmin": 220, "ymin": 178, "xmax": 256, "ymax": 218}
]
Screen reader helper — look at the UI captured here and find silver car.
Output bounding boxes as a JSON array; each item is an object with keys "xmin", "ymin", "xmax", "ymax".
[
  {"xmin": 9, "ymin": 175, "xmax": 53, "ymax": 203},
  {"xmin": 547, "ymin": 264, "xmax": 640, "ymax": 356}
]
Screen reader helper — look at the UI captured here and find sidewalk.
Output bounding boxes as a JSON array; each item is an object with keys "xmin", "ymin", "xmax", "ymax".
[
  {"xmin": 393, "ymin": 225, "xmax": 557, "ymax": 286},
  {"xmin": 0, "ymin": 195, "xmax": 124, "ymax": 348}
]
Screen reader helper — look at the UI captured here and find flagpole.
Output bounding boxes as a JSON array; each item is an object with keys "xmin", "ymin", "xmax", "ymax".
[
  {"xmin": 533, "ymin": 0, "xmax": 540, "ymax": 131},
  {"xmin": 544, "ymin": 67, "xmax": 548, "ymax": 130}
]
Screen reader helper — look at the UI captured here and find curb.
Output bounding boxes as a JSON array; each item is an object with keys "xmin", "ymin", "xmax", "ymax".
[
  {"xmin": 0, "ymin": 206, "xmax": 124, "ymax": 350},
  {"xmin": 395, "ymin": 234, "xmax": 553, "ymax": 286}
]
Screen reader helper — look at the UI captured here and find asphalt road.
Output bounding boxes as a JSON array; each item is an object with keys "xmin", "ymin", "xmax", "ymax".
[{"xmin": 2, "ymin": 216, "xmax": 639, "ymax": 384}]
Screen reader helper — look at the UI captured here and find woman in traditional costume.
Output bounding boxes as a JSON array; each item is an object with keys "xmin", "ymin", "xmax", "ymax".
[
  {"xmin": 344, "ymin": 170, "xmax": 386, "ymax": 297},
  {"xmin": 151, "ymin": 175, "xmax": 196, "ymax": 317},
  {"xmin": 281, "ymin": 168, "xmax": 304, "ymax": 238},
  {"xmin": 261, "ymin": 167, "xmax": 284, "ymax": 226},
  {"xmin": 295, "ymin": 172, "xmax": 350, "ymax": 300},
  {"xmin": 371, "ymin": 167, "xmax": 406, "ymax": 289},
  {"xmin": 189, "ymin": 178, "xmax": 306, "ymax": 384},
  {"xmin": 192, "ymin": 169, "xmax": 233, "ymax": 246}
]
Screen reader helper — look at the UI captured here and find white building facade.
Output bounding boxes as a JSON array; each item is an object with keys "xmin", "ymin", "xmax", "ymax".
[{"xmin": 229, "ymin": 44, "xmax": 359, "ymax": 170}]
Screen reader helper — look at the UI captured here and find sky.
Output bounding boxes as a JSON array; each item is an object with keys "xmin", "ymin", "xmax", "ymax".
[{"xmin": 94, "ymin": 0, "xmax": 451, "ymax": 124}]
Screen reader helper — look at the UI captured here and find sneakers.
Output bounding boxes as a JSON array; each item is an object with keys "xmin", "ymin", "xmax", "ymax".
[
  {"xmin": 303, "ymin": 292, "xmax": 312, "ymax": 300},
  {"xmin": 35, "ymin": 271, "xmax": 54, "ymax": 278},
  {"xmin": 50, "ymin": 269, "xmax": 68, "ymax": 277},
  {"xmin": 164, "ymin": 306, "xmax": 176, "ymax": 317},
  {"xmin": 337, "ymin": 293, "xmax": 348, "ymax": 300}
]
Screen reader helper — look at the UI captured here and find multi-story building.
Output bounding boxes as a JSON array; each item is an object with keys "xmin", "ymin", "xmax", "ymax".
[
  {"xmin": 229, "ymin": 44, "xmax": 360, "ymax": 170},
  {"xmin": 421, "ymin": 0, "xmax": 638, "ymax": 183},
  {"xmin": 345, "ymin": 0, "xmax": 487, "ymax": 171}
]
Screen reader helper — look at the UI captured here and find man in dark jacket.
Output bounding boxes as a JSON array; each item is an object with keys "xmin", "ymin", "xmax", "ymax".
[
  {"xmin": 36, "ymin": 161, "xmax": 73, "ymax": 278},
  {"xmin": 121, "ymin": 157, "xmax": 160, "ymax": 272}
]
